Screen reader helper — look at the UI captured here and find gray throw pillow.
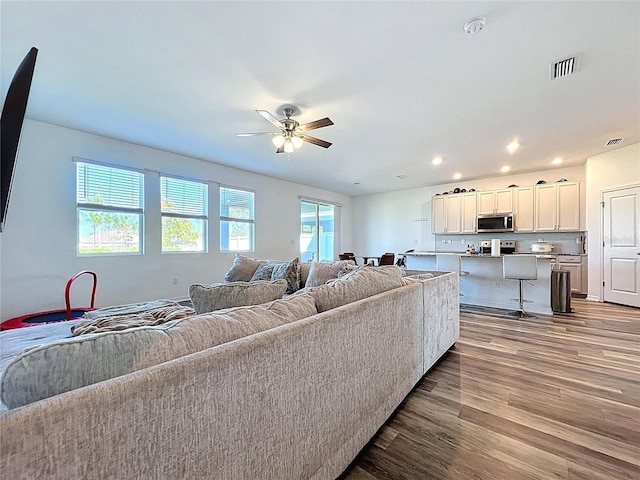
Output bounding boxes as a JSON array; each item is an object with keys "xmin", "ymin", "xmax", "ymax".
[
  {"xmin": 224, "ymin": 254, "xmax": 264, "ymax": 282},
  {"xmin": 189, "ymin": 279, "xmax": 287, "ymax": 314},
  {"xmin": 271, "ymin": 257, "xmax": 300, "ymax": 294},
  {"xmin": 250, "ymin": 263, "xmax": 276, "ymax": 281}
]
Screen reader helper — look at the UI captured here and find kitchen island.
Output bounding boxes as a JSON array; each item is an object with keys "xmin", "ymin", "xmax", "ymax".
[{"xmin": 404, "ymin": 252, "xmax": 555, "ymax": 315}]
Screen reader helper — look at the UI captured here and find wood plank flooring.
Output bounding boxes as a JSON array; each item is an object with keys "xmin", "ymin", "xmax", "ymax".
[{"xmin": 341, "ymin": 299, "xmax": 640, "ymax": 480}]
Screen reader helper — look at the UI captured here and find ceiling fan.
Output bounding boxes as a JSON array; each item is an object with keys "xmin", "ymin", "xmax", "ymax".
[{"xmin": 237, "ymin": 106, "xmax": 333, "ymax": 154}]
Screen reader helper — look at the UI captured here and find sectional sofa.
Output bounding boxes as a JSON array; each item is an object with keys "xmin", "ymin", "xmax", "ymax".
[{"xmin": 0, "ymin": 264, "xmax": 459, "ymax": 479}]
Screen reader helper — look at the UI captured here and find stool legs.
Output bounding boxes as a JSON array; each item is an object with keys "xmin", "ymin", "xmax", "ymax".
[{"xmin": 507, "ymin": 279, "xmax": 537, "ymax": 319}]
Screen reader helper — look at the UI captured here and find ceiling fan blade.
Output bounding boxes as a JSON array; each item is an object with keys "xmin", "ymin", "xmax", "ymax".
[
  {"xmin": 276, "ymin": 145, "xmax": 285, "ymax": 154},
  {"xmin": 236, "ymin": 132, "xmax": 277, "ymax": 137},
  {"xmin": 299, "ymin": 117, "xmax": 334, "ymax": 132},
  {"xmin": 302, "ymin": 135, "xmax": 332, "ymax": 148},
  {"xmin": 256, "ymin": 110, "xmax": 284, "ymax": 130}
]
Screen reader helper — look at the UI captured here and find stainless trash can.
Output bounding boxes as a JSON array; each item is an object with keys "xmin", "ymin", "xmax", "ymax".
[{"xmin": 551, "ymin": 269, "xmax": 573, "ymax": 313}]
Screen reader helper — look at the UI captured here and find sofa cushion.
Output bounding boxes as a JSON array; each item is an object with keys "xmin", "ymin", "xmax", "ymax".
[
  {"xmin": 189, "ymin": 279, "xmax": 287, "ymax": 314},
  {"xmin": 224, "ymin": 254, "xmax": 264, "ymax": 282},
  {"xmin": 306, "ymin": 265, "xmax": 404, "ymax": 312},
  {"xmin": 299, "ymin": 262, "xmax": 312, "ymax": 287},
  {"xmin": 305, "ymin": 260, "xmax": 355, "ymax": 288},
  {"xmin": 0, "ymin": 293, "xmax": 318, "ymax": 410},
  {"xmin": 271, "ymin": 257, "xmax": 300, "ymax": 294}
]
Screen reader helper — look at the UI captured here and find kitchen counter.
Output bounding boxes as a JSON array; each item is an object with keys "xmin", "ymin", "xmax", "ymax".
[{"xmin": 404, "ymin": 252, "xmax": 556, "ymax": 315}]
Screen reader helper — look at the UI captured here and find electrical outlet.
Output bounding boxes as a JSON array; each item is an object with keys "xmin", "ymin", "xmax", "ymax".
[
  {"xmin": 173, "ymin": 277, "xmax": 179, "ymax": 285},
  {"xmin": 494, "ymin": 282, "xmax": 501, "ymax": 288}
]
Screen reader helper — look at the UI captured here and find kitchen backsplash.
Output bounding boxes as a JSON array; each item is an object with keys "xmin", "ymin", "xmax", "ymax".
[{"xmin": 434, "ymin": 231, "xmax": 587, "ymax": 255}]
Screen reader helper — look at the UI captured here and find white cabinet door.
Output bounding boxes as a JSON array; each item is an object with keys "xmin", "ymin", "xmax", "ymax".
[
  {"xmin": 557, "ymin": 182, "xmax": 580, "ymax": 231},
  {"xmin": 460, "ymin": 192, "xmax": 477, "ymax": 233},
  {"xmin": 534, "ymin": 182, "xmax": 581, "ymax": 231},
  {"xmin": 535, "ymin": 184, "xmax": 559, "ymax": 231},
  {"xmin": 445, "ymin": 195, "xmax": 461, "ymax": 234},
  {"xmin": 561, "ymin": 263, "xmax": 582, "ymax": 293},
  {"xmin": 514, "ymin": 186, "xmax": 534, "ymax": 232},
  {"xmin": 495, "ymin": 189, "xmax": 514, "ymax": 213},
  {"xmin": 432, "ymin": 196, "xmax": 446, "ymax": 234},
  {"xmin": 477, "ymin": 191, "xmax": 496, "ymax": 215}
]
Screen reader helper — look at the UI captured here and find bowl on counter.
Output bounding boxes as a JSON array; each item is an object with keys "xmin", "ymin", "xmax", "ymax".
[{"xmin": 531, "ymin": 242, "xmax": 554, "ymax": 253}]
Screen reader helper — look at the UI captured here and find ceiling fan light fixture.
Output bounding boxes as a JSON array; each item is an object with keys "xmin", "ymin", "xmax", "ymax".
[
  {"xmin": 292, "ymin": 136, "xmax": 304, "ymax": 149},
  {"xmin": 272, "ymin": 134, "xmax": 285, "ymax": 148},
  {"xmin": 284, "ymin": 139, "xmax": 294, "ymax": 153}
]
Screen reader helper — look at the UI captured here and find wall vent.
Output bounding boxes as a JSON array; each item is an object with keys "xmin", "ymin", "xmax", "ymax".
[
  {"xmin": 550, "ymin": 56, "xmax": 577, "ymax": 80},
  {"xmin": 604, "ymin": 138, "xmax": 624, "ymax": 146}
]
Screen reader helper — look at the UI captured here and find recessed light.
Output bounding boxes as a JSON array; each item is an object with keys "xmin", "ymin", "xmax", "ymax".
[
  {"xmin": 396, "ymin": 174, "xmax": 408, "ymax": 180},
  {"xmin": 507, "ymin": 140, "xmax": 520, "ymax": 154},
  {"xmin": 552, "ymin": 157, "xmax": 563, "ymax": 165},
  {"xmin": 432, "ymin": 157, "xmax": 443, "ymax": 165},
  {"xmin": 453, "ymin": 173, "xmax": 462, "ymax": 180},
  {"xmin": 501, "ymin": 165, "xmax": 511, "ymax": 173}
]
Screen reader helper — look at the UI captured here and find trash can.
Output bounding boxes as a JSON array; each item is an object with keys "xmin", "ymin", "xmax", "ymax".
[{"xmin": 551, "ymin": 269, "xmax": 574, "ymax": 313}]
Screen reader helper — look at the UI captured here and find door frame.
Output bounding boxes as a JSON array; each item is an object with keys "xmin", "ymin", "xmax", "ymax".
[{"xmin": 600, "ymin": 183, "xmax": 640, "ymax": 304}]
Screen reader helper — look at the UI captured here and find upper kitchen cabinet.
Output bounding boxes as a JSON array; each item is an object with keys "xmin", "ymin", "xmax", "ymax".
[
  {"xmin": 433, "ymin": 192, "xmax": 477, "ymax": 234},
  {"xmin": 534, "ymin": 181, "xmax": 581, "ymax": 232},
  {"xmin": 514, "ymin": 186, "xmax": 535, "ymax": 232},
  {"xmin": 460, "ymin": 192, "xmax": 477, "ymax": 233},
  {"xmin": 432, "ymin": 194, "xmax": 461, "ymax": 234},
  {"xmin": 477, "ymin": 189, "xmax": 513, "ymax": 215}
]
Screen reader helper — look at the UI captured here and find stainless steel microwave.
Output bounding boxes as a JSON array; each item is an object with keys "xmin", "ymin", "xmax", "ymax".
[{"xmin": 477, "ymin": 214, "xmax": 514, "ymax": 232}]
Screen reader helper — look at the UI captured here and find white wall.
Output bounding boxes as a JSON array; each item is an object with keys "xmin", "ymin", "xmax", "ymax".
[
  {"xmin": 0, "ymin": 120, "xmax": 352, "ymax": 320},
  {"xmin": 585, "ymin": 143, "xmax": 640, "ymax": 301},
  {"xmin": 352, "ymin": 165, "xmax": 586, "ymax": 255}
]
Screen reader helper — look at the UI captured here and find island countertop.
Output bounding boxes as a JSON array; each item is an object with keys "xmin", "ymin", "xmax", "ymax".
[{"xmin": 402, "ymin": 251, "xmax": 559, "ymax": 259}]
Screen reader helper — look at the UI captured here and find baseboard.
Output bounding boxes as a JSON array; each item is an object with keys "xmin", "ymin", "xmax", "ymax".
[{"xmin": 586, "ymin": 295, "xmax": 601, "ymax": 302}]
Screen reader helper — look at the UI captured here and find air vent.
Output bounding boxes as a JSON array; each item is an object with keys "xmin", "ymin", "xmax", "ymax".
[
  {"xmin": 605, "ymin": 138, "xmax": 624, "ymax": 146},
  {"xmin": 550, "ymin": 56, "xmax": 577, "ymax": 80}
]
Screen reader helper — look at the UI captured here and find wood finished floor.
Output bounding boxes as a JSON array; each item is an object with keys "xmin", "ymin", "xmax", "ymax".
[{"xmin": 342, "ymin": 299, "xmax": 640, "ymax": 480}]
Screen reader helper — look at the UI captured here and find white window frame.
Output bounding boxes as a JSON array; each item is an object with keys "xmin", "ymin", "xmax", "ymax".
[
  {"xmin": 76, "ymin": 159, "xmax": 144, "ymax": 256},
  {"xmin": 220, "ymin": 186, "xmax": 255, "ymax": 252},
  {"xmin": 160, "ymin": 175, "xmax": 208, "ymax": 253}
]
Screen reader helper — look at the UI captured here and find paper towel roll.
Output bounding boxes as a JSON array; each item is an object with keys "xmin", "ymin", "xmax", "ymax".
[{"xmin": 491, "ymin": 239, "xmax": 501, "ymax": 256}]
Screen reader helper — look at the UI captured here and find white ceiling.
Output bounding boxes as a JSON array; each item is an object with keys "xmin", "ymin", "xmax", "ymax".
[{"xmin": 2, "ymin": 1, "xmax": 638, "ymax": 196}]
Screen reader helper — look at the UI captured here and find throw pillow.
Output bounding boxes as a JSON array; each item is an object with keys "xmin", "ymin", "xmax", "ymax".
[
  {"xmin": 189, "ymin": 279, "xmax": 287, "ymax": 314},
  {"xmin": 224, "ymin": 254, "xmax": 264, "ymax": 282},
  {"xmin": 305, "ymin": 260, "xmax": 355, "ymax": 288},
  {"xmin": 250, "ymin": 263, "xmax": 276, "ymax": 281},
  {"xmin": 271, "ymin": 257, "xmax": 300, "ymax": 294},
  {"xmin": 307, "ymin": 265, "xmax": 404, "ymax": 312}
]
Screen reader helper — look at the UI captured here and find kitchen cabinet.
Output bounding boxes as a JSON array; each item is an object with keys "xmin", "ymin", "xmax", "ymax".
[
  {"xmin": 477, "ymin": 189, "xmax": 513, "ymax": 215},
  {"xmin": 433, "ymin": 192, "xmax": 477, "ymax": 234},
  {"xmin": 552, "ymin": 255, "xmax": 586, "ymax": 294},
  {"xmin": 534, "ymin": 182, "xmax": 580, "ymax": 231},
  {"xmin": 432, "ymin": 194, "xmax": 461, "ymax": 234},
  {"xmin": 514, "ymin": 186, "xmax": 534, "ymax": 232},
  {"xmin": 460, "ymin": 192, "xmax": 477, "ymax": 233}
]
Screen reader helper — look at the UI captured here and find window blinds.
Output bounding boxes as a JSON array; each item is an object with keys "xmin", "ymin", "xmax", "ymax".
[
  {"xmin": 76, "ymin": 162, "xmax": 143, "ymax": 211},
  {"xmin": 220, "ymin": 187, "xmax": 254, "ymax": 222},
  {"xmin": 161, "ymin": 176, "xmax": 207, "ymax": 218}
]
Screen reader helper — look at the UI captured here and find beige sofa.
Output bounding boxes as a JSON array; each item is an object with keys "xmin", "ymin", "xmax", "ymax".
[{"xmin": 0, "ymin": 267, "xmax": 459, "ymax": 479}]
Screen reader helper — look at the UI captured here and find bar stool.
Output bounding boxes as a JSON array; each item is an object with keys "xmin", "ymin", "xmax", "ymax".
[
  {"xmin": 436, "ymin": 254, "xmax": 468, "ymax": 295},
  {"xmin": 503, "ymin": 255, "xmax": 538, "ymax": 318}
]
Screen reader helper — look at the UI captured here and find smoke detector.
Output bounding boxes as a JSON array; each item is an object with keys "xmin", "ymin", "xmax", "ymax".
[{"xmin": 464, "ymin": 17, "xmax": 486, "ymax": 34}]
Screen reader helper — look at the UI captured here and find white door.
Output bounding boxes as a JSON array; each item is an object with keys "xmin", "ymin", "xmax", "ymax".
[{"xmin": 603, "ymin": 185, "xmax": 640, "ymax": 307}]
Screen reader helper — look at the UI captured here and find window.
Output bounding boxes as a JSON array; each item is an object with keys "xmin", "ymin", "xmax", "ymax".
[
  {"xmin": 220, "ymin": 186, "xmax": 254, "ymax": 251},
  {"xmin": 161, "ymin": 176, "xmax": 208, "ymax": 253},
  {"xmin": 76, "ymin": 161, "xmax": 144, "ymax": 255},
  {"xmin": 300, "ymin": 201, "xmax": 335, "ymax": 262}
]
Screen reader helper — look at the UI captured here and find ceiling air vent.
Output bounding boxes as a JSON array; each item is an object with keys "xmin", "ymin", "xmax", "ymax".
[
  {"xmin": 550, "ymin": 56, "xmax": 577, "ymax": 80},
  {"xmin": 605, "ymin": 138, "xmax": 624, "ymax": 146}
]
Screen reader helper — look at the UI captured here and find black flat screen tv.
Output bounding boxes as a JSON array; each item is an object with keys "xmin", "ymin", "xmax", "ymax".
[{"xmin": 1, "ymin": 47, "xmax": 38, "ymax": 233}]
